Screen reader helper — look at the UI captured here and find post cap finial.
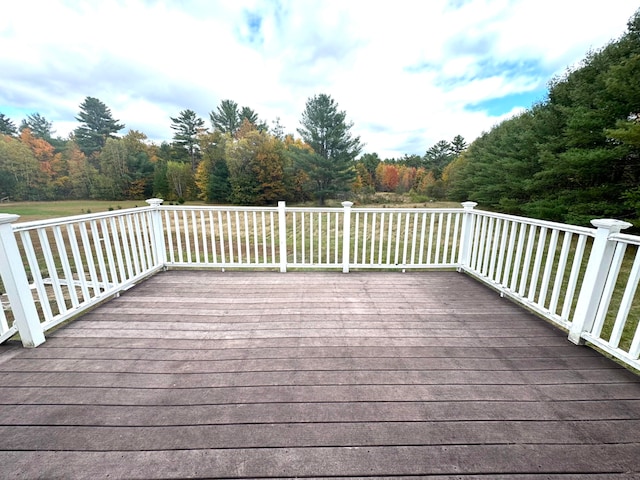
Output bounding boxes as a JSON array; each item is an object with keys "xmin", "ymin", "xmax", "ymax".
[
  {"xmin": 146, "ymin": 198, "xmax": 164, "ymax": 207},
  {"xmin": 590, "ymin": 218, "xmax": 633, "ymax": 233},
  {"xmin": 0, "ymin": 213, "xmax": 20, "ymax": 225}
]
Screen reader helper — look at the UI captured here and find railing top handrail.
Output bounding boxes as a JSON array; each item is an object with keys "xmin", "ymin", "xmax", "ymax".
[
  {"xmin": 609, "ymin": 232, "xmax": 640, "ymax": 246},
  {"xmin": 350, "ymin": 207, "xmax": 465, "ymax": 214},
  {"xmin": 158, "ymin": 205, "xmax": 467, "ymax": 215},
  {"xmin": 10, "ymin": 206, "xmax": 154, "ymax": 232},
  {"xmin": 159, "ymin": 205, "xmax": 279, "ymax": 213},
  {"xmin": 285, "ymin": 207, "xmax": 347, "ymax": 213},
  {"xmin": 471, "ymin": 209, "xmax": 596, "ymax": 236},
  {"xmin": 284, "ymin": 206, "xmax": 467, "ymax": 214},
  {"xmin": 5, "ymin": 202, "xmax": 601, "ymax": 239}
]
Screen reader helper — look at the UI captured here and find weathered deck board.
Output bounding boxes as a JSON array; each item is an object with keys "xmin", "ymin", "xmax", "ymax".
[{"xmin": 0, "ymin": 270, "xmax": 639, "ymax": 479}]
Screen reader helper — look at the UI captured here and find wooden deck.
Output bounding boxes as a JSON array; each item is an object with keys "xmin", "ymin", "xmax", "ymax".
[{"xmin": 0, "ymin": 271, "xmax": 639, "ymax": 479}]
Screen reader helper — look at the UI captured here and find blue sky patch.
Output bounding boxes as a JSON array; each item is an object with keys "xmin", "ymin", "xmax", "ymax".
[
  {"xmin": 0, "ymin": 105, "xmax": 33, "ymax": 121},
  {"xmin": 441, "ymin": 59, "xmax": 546, "ymax": 88},
  {"xmin": 240, "ymin": 10, "xmax": 263, "ymax": 46},
  {"xmin": 476, "ymin": 58, "xmax": 544, "ymax": 79},
  {"xmin": 404, "ymin": 61, "xmax": 438, "ymax": 74},
  {"xmin": 445, "ymin": 0, "xmax": 473, "ymax": 9},
  {"xmin": 465, "ymin": 89, "xmax": 547, "ymax": 116}
]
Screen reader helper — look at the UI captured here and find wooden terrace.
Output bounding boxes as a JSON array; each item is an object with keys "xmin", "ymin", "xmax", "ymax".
[{"xmin": 1, "ymin": 270, "xmax": 639, "ymax": 478}]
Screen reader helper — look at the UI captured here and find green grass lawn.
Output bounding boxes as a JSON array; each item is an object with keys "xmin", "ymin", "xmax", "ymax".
[{"xmin": 0, "ymin": 200, "xmax": 160, "ymax": 223}]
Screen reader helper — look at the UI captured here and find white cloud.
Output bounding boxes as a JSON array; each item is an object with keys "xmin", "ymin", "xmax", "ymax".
[{"xmin": 1, "ymin": 0, "xmax": 638, "ymax": 158}]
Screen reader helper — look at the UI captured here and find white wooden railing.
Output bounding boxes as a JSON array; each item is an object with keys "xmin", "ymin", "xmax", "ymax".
[
  {"xmin": 348, "ymin": 205, "xmax": 463, "ymax": 270},
  {"xmin": 0, "ymin": 203, "xmax": 164, "ymax": 345},
  {"xmin": 458, "ymin": 208, "xmax": 595, "ymax": 329},
  {"xmin": 162, "ymin": 205, "xmax": 280, "ymax": 269},
  {"xmin": 0, "ymin": 199, "xmax": 638, "ymax": 371}
]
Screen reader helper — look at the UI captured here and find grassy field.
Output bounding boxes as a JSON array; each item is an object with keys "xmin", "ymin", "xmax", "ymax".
[{"xmin": 0, "ymin": 200, "xmax": 159, "ymax": 223}]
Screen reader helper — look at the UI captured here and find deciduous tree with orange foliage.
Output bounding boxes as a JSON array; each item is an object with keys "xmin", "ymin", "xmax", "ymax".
[
  {"xmin": 375, "ymin": 163, "xmax": 399, "ymax": 192},
  {"xmin": 20, "ymin": 128, "xmax": 62, "ymax": 184}
]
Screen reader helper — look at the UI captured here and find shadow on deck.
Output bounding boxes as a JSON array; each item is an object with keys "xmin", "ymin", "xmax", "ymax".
[{"xmin": 0, "ymin": 271, "xmax": 639, "ymax": 479}]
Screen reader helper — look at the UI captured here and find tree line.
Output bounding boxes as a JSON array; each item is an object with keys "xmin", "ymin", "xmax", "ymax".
[{"xmin": 0, "ymin": 95, "xmax": 465, "ymax": 206}]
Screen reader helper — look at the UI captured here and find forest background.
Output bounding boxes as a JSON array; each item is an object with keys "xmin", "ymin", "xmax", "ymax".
[{"xmin": 1, "ymin": 12, "xmax": 639, "ymax": 229}]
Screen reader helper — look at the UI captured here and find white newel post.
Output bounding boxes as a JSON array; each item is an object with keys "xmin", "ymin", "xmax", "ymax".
[
  {"xmin": 0, "ymin": 214, "xmax": 45, "ymax": 347},
  {"xmin": 278, "ymin": 201, "xmax": 287, "ymax": 273},
  {"xmin": 146, "ymin": 198, "xmax": 166, "ymax": 268},
  {"xmin": 458, "ymin": 201, "xmax": 478, "ymax": 271},
  {"xmin": 341, "ymin": 201, "xmax": 353, "ymax": 273},
  {"xmin": 568, "ymin": 218, "xmax": 632, "ymax": 345}
]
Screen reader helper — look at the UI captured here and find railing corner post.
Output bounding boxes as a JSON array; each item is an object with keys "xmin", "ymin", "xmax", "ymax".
[
  {"xmin": 0, "ymin": 214, "xmax": 45, "ymax": 347},
  {"xmin": 568, "ymin": 218, "xmax": 632, "ymax": 345},
  {"xmin": 341, "ymin": 201, "xmax": 354, "ymax": 273},
  {"xmin": 145, "ymin": 198, "xmax": 166, "ymax": 268},
  {"xmin": 278, "ymin": 201, "xmax": 287, "ymax": 273},
  {"xmin": 458, "ymin": 201, "xmax": 478, "ymax": 271}
]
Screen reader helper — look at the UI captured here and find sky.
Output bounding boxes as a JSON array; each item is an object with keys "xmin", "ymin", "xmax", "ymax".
[{"xmin": 1, "ymin": 0, "xmax": 638, "ymax": 159}]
